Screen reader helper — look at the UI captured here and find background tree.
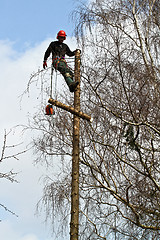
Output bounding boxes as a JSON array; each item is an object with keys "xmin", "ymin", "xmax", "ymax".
[
  {"xmin": 0, "ymin": 129, "xmax": 26, "ymax": 219},
  {"xmin": 26, "ymin": 0, "xmax": 160, "ymax": 239}
]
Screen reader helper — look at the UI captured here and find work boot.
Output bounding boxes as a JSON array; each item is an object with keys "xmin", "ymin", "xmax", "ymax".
[{"xmin": 69, "ymin": 81, "xmax": 79, "ymax": 92}]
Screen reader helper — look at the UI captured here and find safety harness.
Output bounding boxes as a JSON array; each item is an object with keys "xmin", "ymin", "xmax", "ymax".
[{"xmin": 52, "ymin": 56, "xmax": 68, "ymax": 69}]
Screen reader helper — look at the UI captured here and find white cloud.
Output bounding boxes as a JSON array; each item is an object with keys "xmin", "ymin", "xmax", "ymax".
[
  {"xmin": 0, "ymin": 220, "xmax": 20, "ymax": 240},
  {"xmin": 0, "ymin": 37, "xmax": 76, "ymax": 240},
  {"xmin": 0, "ymin": 37, "xmax": 77, "ymax": 128},
  {"xmin": 18, "ymin": 234, "xmax": 39, "ymax": 240},
  {"xmin": 0, "ymin": 220, "xmax": 40, "ymax": 240}
]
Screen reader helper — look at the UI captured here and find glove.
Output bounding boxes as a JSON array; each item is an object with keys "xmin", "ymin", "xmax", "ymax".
[
  {"xmin": 74, "ymin": 49, "xmax": 81, "ymax": 55},
  {"xmin": 43, "ymin": 61, "xmax": 47, "ymax": 69}
]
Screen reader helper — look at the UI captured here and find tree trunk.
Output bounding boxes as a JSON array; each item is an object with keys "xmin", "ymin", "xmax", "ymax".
[{"xmin": 70, "ymin": 50, "xmax": 81, "ymax": 240}]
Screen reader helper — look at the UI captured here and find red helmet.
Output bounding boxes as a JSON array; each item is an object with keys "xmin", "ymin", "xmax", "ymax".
[
  {"xmin": 57, "ymin": 30, "xmax": 67, "ymax": 39},
  {"xmin": 45, "ymin": 104, "xmax": 55, "ymax": 115}
]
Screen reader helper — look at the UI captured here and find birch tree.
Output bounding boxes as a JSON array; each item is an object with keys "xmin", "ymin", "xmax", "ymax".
[
  {"xmin": 73, "ymin": 0, "xmax": 160, "ymax": 238},
  {"xmin": 27, "ymin": 0, "xmax": 160, "ymax": 239}
]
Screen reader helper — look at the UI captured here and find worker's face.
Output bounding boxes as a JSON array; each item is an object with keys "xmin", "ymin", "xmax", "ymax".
[{"xmin": 58, "ymin": 36, "xmax": 65, "ymax": 43}]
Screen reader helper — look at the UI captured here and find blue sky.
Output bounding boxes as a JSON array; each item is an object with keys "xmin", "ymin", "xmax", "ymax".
[
  {"xmin": 0, "ymin": 0, "xmax": 87, "ymax": 240},
  {"xmin": 0, "ymin": 0, "xmax": 80, "ymax": 52}
]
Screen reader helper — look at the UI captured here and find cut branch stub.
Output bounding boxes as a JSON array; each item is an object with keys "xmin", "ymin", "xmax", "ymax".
[{"xmin": 48, "ymin": 98, "xmax": 93, "ymax": 122}]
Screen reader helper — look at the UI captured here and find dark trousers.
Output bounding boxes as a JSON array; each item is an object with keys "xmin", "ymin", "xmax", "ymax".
[{"xmin": 52, "ymin": 58, "xmax": 74, "ymax": 86}]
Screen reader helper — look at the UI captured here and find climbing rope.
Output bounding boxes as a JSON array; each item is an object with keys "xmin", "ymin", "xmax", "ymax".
[
  {"xmin": 48, "ymin": 64, "xmax": 58, "ymax": 119},
  {"xmin": 51, "ymin": 65, "xmax": 58, "ymax": 99},
  {"xmin": 50, "ymin": 65, "xmax": 54, "ymax": 98},
  {"xmin": 54, "ymin": 69, "xmax": 57, "ymax": 100},
  {"xmin": 51, "ymin": 66, "xmax": 58, "ymax": 127},
  {"xmin": 45, "ymin": 64, "xmax": 56, "ymax": 117}
]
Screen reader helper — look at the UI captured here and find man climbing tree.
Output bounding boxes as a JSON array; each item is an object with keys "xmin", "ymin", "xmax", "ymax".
[{"xmin": 43, "ymin": 30, "xmax": 79, "ymax": 92}]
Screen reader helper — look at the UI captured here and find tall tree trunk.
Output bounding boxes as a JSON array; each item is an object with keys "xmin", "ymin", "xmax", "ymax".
[{"xmin": 70, "ymin": 50, "xmax": 81, "ymax": 240}]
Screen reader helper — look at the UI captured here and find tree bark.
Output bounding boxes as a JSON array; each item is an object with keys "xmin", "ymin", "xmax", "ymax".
[{"xmin": 70, "ymin": 49, "xmax": 81, "ymax": 240}]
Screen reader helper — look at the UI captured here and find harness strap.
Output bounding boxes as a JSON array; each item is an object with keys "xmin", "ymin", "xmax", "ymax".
[{"xmin": 52, "ymin": 56, "xmax": 67, "ymax": 69}]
